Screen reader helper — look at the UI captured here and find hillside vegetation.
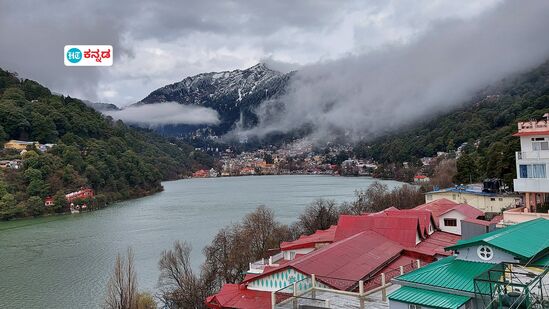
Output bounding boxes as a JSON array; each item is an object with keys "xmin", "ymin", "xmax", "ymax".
[
  {"xmin": 0, "ymin": 69, "xmax": 212, "ymax": 219},
  {"xmin": 354, "ymin": 61, "xmax": 549, "ymax": 188}
]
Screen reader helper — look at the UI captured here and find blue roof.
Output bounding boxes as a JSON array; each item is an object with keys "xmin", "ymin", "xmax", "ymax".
[{"xmin": 426, "ymin": 187, "xmax": 517, "ymax": 197}]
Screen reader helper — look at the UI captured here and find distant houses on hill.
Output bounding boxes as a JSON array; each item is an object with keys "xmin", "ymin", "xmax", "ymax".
[
  {"xmin": 3, "ymin": 139, "xmax": 56, "ymax": 153},
  {"xmin": 43, "ymin": 188, "xmax": 95, "ymax": 214}
]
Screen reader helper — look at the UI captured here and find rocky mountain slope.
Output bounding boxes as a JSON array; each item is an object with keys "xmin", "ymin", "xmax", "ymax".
[{"xmin": 136, "ymin": 63, "xmax": 293, "ymax": 136}]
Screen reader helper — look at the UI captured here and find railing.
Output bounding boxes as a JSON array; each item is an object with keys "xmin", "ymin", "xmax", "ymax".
[
  {"xmin": 273, "ymin": 276, "xmax": 315, "ymax": 308},
  {"xmin": 272, "ymin": 260, "xmax": 423, "ymax": 309},
  {"xmin": 362, "ymin": 261, "xmax": 421, "ymax": 292},
  {"xmin": 249, "ymin": 252, "xmax": 285, "ymax": 273},
  {"xmin": 517, "ymin": 120, "xmax": 549, "ymax": 131},
  {"xmin": 516, "ymin": 151, "xmax": 549, "ymax": 161}
]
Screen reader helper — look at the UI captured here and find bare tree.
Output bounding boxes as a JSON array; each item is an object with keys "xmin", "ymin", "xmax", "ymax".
[
  {"xmin": 345, "ymin": 182, "xmax": 425, "ymax": 214},
  {"xmin": 202, "ymin": 206, "xmax": 293, "ymax": 285},
  {"xmin": 136, "ymin": 292, "xmax": 156, "ymax": 309},
  {"xmin": 297, "ymin": 199, "xmax": 340, "ymax": 235},
  {"xmin": 431, "ymin": 158, "xmax": 457, "ymax": 189},
  {"xmin": 202, "ymin": 224, "xmax": 246, "ymax": 286},
  {"xmin": 389, "ymin": 184, "xmax": 425, "ymax": 209},
  {"xmin": 158, "ymin": 241, "xmax": 214, "ymax": 309},
  {"xmin": 105, "ymin": 248, "xmax": 138, "ymax": 309},
  {"xmin": 242, "ymin": 206, "xmax": 292, "ymax": 258}
]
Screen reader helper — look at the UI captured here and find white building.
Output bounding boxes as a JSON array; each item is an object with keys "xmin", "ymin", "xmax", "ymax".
[{"xmin": 513, "ymin": 114, "xmax": 549, "ymax": 211}]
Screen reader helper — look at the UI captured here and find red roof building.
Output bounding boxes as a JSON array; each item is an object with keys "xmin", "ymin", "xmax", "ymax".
[
  {"xmin": 206, "ymin": 206, "xmax": 464, "ymax": 308},
  {"xmin": 44, "ymin": 196, "xmax": 54, "ymax": 207},
  {"xmin": 65, "ymin": 188, "xmax": 94, "ymax": 203},
  {"xmin": 414, "ymin": 199, "xmax": 484, "ymax": 235},
  {"xmin": 280, "ymin": 225, "xmax": 336, "ymax": 251},
  {"xmin": 413, "ymin": 198, "xmax": 459, "ymax": 221},
  {"xmin": 334, "ymin": 214, "xmax": 423, "ymax": 246},
  {"xmin": 413, "ymin": 175, "xmax": 430, "ymax": 183},
  {"xmin": 192, "ymin": 169, "xmax": 209, "ymax": 178}
]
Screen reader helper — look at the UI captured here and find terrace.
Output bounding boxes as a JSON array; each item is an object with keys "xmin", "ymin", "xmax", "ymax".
[{"xmin": 272, "ymin": 260, "xmax": 421, "ymax": 309}]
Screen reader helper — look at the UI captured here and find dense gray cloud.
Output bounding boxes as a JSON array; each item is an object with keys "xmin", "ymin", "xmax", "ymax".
[
  {"xmin": 104, "ymin": 102, "xmax": 220, "ymax": 126},
  {"xmin": 237, "ymin": 0, "xmax": 549, "ymax": 142},
  {"xmin": 0, "ymin": 0, "xmax": 500, "ymax": 105}
]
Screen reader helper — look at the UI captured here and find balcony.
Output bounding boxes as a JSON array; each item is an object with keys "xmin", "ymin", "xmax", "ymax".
[
  {"xmin": 501, "ymin": 207, "xmax": 549, "ymax": 226},
  {"xmin": 513, "ymin": 178, "xmax": 549, "ymax": 193},
  {"xmin": 516, "ymin": 151, "xmax": 549, "ymax": 161},
  {"xmin": 248, "ymin": 252, "xmax": 284, "ymax": 274}
]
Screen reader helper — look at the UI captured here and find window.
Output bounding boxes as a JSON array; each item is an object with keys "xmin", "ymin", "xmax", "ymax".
[
  {"xmin": 452, "ymin": 194, "xmax": 456, "ymax": 200},
  {"xmin": 409, "ymin": 305, "xmax": 422, "ymax": 309},
  {"xmin": 499, "ymin": 197, "xmax": 503, "ymax": 201},
  {"xmin": 477, "ymin": 245, "xmax": 494, "ymax": 261},
  {"xmin": 490, "ymin": 197, "xmax": 496, "ymax": 201},
  {"xmin": 444, "ymin": 218, "xmax": 457, "ymax": 227},
  {"xmin": 532, "ymin": 138, "xmax": 549, "ymax": 151},
  {"xmin": 426, "ymin": 194, "xmax": 432, "ymax": 201},
  {"xmin": 519, "ymin": 164, "xmax": 547, "ymax": 178}
]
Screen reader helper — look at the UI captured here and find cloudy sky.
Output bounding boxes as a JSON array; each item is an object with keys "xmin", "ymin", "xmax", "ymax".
[{"xmin": 0, "ymin": 0, "xmax": 503, "ymax": 106}]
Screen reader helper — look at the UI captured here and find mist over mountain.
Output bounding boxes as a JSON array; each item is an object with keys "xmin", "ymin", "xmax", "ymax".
[
  {"xmin": 237, "ymin": 0, "xmax": 549, "ymax": 143},
  {"xmin": 110, "ymin": 0, "xmax": 549, "ymax": 148},
  {"xmin": 82, "ymin": 100, "xmax": 120, "ymax": 112},
  {"xmin": 120, "ymin": 63, "xmax": 292, "ymax": 137}
]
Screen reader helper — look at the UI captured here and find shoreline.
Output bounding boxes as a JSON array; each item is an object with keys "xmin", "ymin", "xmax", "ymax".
[{"xmin": 3, "ymin": 174, "xmax": 406, "ymax": 222}]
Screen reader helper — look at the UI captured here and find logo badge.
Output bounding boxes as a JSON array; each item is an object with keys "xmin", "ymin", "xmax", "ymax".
[{"xmin": 64, "ymin": 45, "xmax": 113, "ymax": 66}]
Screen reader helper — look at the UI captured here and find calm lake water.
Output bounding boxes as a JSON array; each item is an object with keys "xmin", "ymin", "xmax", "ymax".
[{"xmin": 0, "ymin": 175, "xmax": 403, "ymax": 309}]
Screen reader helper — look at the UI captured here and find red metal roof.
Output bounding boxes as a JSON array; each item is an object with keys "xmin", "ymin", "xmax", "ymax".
[
  {"xmin": 291, "ymin": 231, "xmax": 403, "ymax": 290},
  {"xmin": 280, "ymin": 225, "xmax": 337, "ymax": 250},
  {"xmin": 209, "ymin": 208, "xmax": 464, "ymax": 306},
  {"xmin": 205, "ymin": 284, "xmax": 272, "ymax": 309},
  {"xmin": 462, "ymin": 217, "xmax": 493, "ymax": 227},
  {"xmin": 414, "ymin": 199, "xmax": 483, "ymax": 223},
  {"xmin": 243, "ymin": 230, "xmax": 404, "ymax": 291},
  {"xmin": 334, "ymin": 215, "xmax": 421, "ymax": 247},
  {"xmin": 414, "ymin": 198, "xmax": 458, "ymax": 219},
  {"xmin": 452, "ymin": 204, "xmax": 484, "ymax": 219},
  {"xmin": 381, "ymin": 209, "xmax": 435, "ymax": 238},
  {"xmin": 405, "ymin": 231, "xmax": 461, "ymax": 257}
]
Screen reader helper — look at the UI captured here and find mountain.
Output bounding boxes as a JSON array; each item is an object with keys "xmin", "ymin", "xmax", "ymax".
[
  {"xmin": 137, "ymin": 63, "xmax": 293, "ymax": 136},
  {"xmin": 0, "ymin": 68, "xmax": 212, "ymax": 219},
  {"xmin": 354, "ymin": 60, "xmax": 549, "ymax": 187}
]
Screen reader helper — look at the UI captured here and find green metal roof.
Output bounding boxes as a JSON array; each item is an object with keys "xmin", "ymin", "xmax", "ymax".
[
  {"xmin": 532, "ymin": 254, "xmax": 549, "ymax": 268},
  {"xmin": 396, "ymin": 256, "xmax": 495, "ymax": 293},
  {"xmin": 446, "ymin": 218, "xmax": 549, "ymax": 260},
  {"xmin": 389, "ymin": 286, "xmax": 471, "ymax": 309}
]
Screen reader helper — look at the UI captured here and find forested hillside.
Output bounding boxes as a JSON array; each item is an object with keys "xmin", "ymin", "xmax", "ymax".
[
  {"xmin": 0, "ymin": 69, "xmax": 212, "ymax": 219},
  {"xmin": 354, "ymin": 61, "xmax": 549, "ymax": 188}
]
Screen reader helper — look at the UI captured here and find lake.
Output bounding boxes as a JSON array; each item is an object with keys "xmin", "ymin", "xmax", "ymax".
[{"xmin": 0, "ymin": 175, "xmax": 403, "ymax": 309}]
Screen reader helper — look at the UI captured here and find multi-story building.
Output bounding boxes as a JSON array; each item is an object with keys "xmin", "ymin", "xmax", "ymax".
[
  {"xmin": 513, "ymin": 115, "xmax": 549, "ymax": 211},
  {"xmin": 424, "ymin": 186, "xmax": 520, "ymax": 213}
]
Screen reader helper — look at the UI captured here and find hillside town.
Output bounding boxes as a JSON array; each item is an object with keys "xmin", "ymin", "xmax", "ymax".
[
  {"xmin": 191, "ymin": 140, "xmax": 476, "ymax": 181},
  {"xmin": 193, "ymin": 142, "xmax": 357, "ymax": 177},
  {"xmin": 205, "ymin": 118, "xmax": 549, "ymax": 309}
]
